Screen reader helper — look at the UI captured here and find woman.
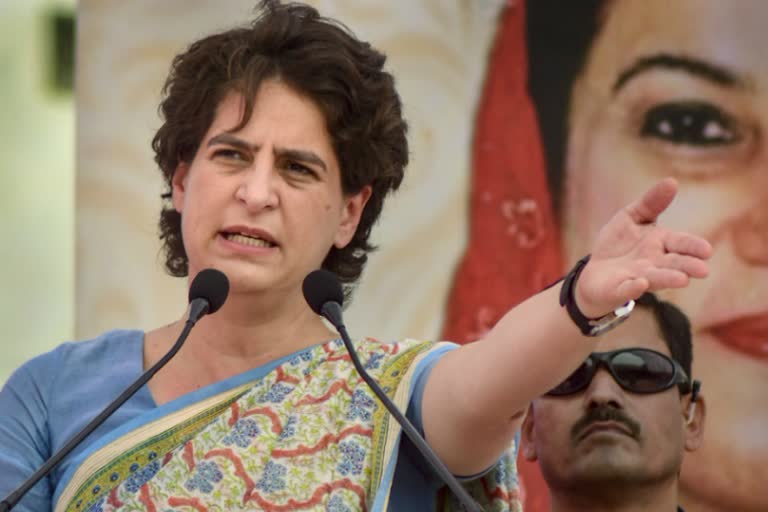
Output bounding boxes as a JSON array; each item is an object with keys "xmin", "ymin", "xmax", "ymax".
[{"xmin": 0, "ymin": 1, "xmax": 710, "ymax": 511}]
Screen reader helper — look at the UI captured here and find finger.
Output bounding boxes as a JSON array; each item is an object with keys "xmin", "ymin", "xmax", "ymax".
[
  {"xmin": 645, "ymin": 267, "xmax": 690, "ymax": 291},
  {"xmin": 616, "ymin": 277, "xmax": 650, "ymax": 303},
  {"xmin": 663, "ymin": 232, "xmax": 713, "ymax": 259},
  {"xmin": 658, "ymin": 253, "xmax": 709, "ymax": 279},
  {"xmin": 626, "ymin": 178, "xmax": 678, "ymax": 225}
]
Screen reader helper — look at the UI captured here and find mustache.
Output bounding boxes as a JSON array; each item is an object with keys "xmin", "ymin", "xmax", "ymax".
[{"xmin": 570, "ymin": 405, "xmax": 642, "ymax": 441}]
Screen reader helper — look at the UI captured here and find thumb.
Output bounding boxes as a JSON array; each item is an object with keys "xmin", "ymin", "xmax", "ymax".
[
  {"xmin": 626, "ymin": 178, "xmax": 678, "ymax": 224},
  {"xmin": 615, "ymin": 277, "xmax": 649, "ymax": 304}
]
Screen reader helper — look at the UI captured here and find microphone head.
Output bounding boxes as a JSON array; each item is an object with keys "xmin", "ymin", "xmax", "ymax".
[
  {"xmin": 302, "ymin": 269, "xmax": 344, "ymax": 314},
  {"xmin": 188, "ymin": 268, "xmax": 230, "ymax": 314}
]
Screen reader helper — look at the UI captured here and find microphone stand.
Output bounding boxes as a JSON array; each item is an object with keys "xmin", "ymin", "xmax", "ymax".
[
  {"xmin": 0, "ymin": 300, "xmax": 209, "ymax": 511},
  {"xmin": 321, "ymin": 301, "xmax": 484, "ymax": 512}
]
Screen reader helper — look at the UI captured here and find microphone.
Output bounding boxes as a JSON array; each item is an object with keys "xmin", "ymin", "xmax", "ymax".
[
  {"xmin": 187, "ymin": 268, "xmax": 230, "ymax": 321},
  {"xmin": 302, "ymin": 270, "xmax": 483, "ymax": 512},
  {"xmin": 0, "ymin": 268, "xmax": 230, "ymax": 512}
]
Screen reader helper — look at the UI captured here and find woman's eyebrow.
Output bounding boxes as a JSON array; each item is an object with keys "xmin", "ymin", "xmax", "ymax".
[{"xmin": 207, "ymin": 132, "xmax": 328, "ymax": 172}]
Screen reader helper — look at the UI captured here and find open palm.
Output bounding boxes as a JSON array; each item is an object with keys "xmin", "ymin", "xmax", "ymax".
[{"xmin": 575, "ymin": 178, "xmax": 712, "ymax": 318}]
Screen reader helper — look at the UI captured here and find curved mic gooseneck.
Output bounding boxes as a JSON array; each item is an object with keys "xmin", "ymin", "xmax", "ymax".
[
  {"xmin": 302, "ymin": 269, "xmax": 484, "ymax": 512},
  {"xmin": 0, "ymin": 268, "xmax": 230, "ymax": 512}
]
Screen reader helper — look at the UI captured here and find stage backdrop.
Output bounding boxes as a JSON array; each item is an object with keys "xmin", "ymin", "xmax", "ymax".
[{"xmin": 77, "ymin": 1, "xmax": 766, "ymax": 511}]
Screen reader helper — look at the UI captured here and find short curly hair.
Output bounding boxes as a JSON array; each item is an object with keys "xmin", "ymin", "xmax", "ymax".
[{"xmin": 153, "ymin": 0, "xmax": 408, "ymax": 294}]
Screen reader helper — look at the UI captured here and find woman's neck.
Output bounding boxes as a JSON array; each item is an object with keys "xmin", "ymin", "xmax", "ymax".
[
  {"xmin": 144, "ymin": 289, "xmax": 338, "ymax": 403},
  {"xmin": 195, "ymin": 300, "xmax": 332, "ymax": 357}
]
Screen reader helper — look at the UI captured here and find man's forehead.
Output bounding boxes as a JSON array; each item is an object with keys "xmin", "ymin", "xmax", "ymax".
[{"xmin": 597, "ymin": 308, "xmax": 671, "ymax": 357}]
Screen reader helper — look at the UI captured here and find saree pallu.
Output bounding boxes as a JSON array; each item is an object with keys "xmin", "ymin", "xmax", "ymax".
[{"xmin": 55, "ymin": 338, "xmax": 521, "ymax": 511}]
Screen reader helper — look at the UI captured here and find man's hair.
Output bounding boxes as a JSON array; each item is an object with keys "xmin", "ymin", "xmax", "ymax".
[
  {"xmin": 153, "ymin": 0, "xmax": 408, "ymax": 294},
  {"xmin": 635, "ymin": 292, "xmax": 693, "ymax": 380}
]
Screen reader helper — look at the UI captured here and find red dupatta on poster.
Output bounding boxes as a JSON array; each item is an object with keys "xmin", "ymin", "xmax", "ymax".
[{"xmin": 441, "ymin": 1, "xmax": 561, "ymax": 510}]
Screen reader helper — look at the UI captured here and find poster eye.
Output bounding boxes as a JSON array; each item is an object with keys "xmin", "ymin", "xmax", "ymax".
[{"xmin": 641, "ymin": 102, "xmax": 740, "ymax": 146}]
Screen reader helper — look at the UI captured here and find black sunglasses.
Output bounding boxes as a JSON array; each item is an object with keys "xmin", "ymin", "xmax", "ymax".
[{"xmin": 546, "ymin": 348, "xmax": 692, "ymax": 396}]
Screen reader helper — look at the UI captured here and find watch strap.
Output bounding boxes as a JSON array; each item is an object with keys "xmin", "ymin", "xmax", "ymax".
[
  {"xmin": 559, "ymin": 254, "xmax": 635, "ymax": 336},
  {"xmin": 559, "ymin": 255, "xmax": 594, "ymax": 335}
]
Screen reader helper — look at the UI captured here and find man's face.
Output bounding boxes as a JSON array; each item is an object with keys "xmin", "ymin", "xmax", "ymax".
[
  {"xmin": 521, "ymin": 310, "xmax": 702, "ymax": 493},
  {"xmin": 561, "ymin": 0, "xmax": 768, "ymax": 508}
]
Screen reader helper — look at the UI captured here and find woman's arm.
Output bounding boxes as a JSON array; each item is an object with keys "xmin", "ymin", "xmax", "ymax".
[{"xmin": 421, "ymin": 178, "xmax": 712, "ymax": 475}]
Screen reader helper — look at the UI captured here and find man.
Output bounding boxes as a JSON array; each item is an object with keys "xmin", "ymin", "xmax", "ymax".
[{"xmin": 521, "ymin": 293, "xmax": 705, "ymax": 512}]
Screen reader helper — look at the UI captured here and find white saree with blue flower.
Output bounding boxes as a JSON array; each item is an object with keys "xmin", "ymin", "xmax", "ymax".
[{"xmin": 54, "ymin": 338, "xmax": 521, "ymax": 511}]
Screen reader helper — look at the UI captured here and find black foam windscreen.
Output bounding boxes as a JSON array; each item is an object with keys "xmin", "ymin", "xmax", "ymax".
[
  {"xmin": 302, "ymin": 269, "xmax": 344, "ymax": 314},
  {"xmin": 188, "ymin": 268, "xmax": 230, "ymax": 314}
]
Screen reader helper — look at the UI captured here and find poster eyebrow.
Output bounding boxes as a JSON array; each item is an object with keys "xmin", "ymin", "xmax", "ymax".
[{"xmin": 613, "ymin": 53, "xmax": 744, "ymax": 93}]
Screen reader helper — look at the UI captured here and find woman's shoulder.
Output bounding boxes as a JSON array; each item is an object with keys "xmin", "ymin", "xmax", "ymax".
[
  {"xmin": 344, "ymin": 338, "xmax": 459, "ymax": 378},
  {"xmin": 0, "ymin": 330, "xmax": 145, "ymax": 440},
  {"xmin": 55, "ymin": 328, "xmax": 144, "ymax": 364},
  {"xmin": 358, "ymin": 337, "xmax": 458, "ymax": 349},
  {"xmin": 8, "ymin": 329, "xmax": 144, "ymax": 390},
  {"xmin": 355, "ymin": 337, "xmax": 459, "ymax": 358}
]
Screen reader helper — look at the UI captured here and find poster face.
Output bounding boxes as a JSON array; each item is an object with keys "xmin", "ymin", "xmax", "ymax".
[{"xmin": 445, "ymin": 1, "xmax": 768, "ymax": 510}]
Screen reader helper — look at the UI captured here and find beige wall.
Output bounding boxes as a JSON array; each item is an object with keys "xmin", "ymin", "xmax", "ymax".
[
  {"xmin": 0, "ymin": 0, "xmax": 75, "ymax": 384},
  {"xmin": 75, "ymin": 1, "xmax": 503, "ymax": 345}
]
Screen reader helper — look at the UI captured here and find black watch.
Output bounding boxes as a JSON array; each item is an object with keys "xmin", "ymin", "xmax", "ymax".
[{"xmin": 559, "ymin": 255, "xmax": 635, "ymax": 337}]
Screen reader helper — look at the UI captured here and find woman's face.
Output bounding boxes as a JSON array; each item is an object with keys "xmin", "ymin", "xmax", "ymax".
[
  {"xmin": 172, "ymin": 81, "xmax": 369, "ymax": 298},
  {"xmin": 562, "ymin": 0, "xmax": 768, "ymax": 509}
]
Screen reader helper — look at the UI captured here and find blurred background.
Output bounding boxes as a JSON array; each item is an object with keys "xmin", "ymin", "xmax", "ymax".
[{"xmin": 0, "ymin": 0, "xmax": 75, "ymax": 383}]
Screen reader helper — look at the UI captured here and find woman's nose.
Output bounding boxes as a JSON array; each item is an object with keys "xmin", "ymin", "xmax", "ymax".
[{"xmin": 235, "ymin": 158, "xmax": 279, "ymax": 212}]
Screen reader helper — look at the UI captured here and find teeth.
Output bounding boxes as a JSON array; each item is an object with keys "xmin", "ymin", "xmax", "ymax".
[{"xmin": 226, "ymin": 233, "xmax": 274, "ymax": 247}]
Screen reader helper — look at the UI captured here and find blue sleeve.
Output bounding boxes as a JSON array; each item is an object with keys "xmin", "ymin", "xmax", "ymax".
[
  {"xmin": 394, "ymin": 345, "xmax": 457, "ymax": 485},
  {"xmin": 0, "ymin": 351, "xmax": 58, "ymax": 511},
  {"xmin": 387, "ymin": 350, "xmax": 447, "ymax": 511},
  {"xmin": 405, "ymin": 354, "xmax": 439, "ymax": 438},
  {"xmin": 389, "ymin": 343, "xmax": 519, "ymax": 511},
  {"xmin": 402, "ymin": 344, "xmax": 500, "ymax": 481}
]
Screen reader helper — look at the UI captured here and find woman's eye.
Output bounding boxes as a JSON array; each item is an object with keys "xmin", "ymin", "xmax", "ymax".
[
  {"xmin": 212, "ymin": 148, "xmax": 247, "ymax": 161},
  {"xmin": 640, "ymin": 102, "xmax": 740, "ymax": 146},
  {"xmin": 285, "ymin": 161, "xmax": 317, "ymax": 177}
]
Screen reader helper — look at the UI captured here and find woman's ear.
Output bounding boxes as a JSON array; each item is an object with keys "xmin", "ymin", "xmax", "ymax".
[
  {"xmin": 171, "ymin": 162, "xmax": 191, "ymax": 213},
  {"xmin": 334, "ymin": 185, "xmax": 372, "ymax": 248}
]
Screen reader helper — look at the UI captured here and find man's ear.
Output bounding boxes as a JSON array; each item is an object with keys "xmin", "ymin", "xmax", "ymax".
[
  {"xmin": 521, "ymin": 403, "xmax": 538, "ymax": 462},
  {"xmin": 683, "ymin": 393, "xmax": 706, "ymax": 452},
  {"xmin": 171, "ymin": 162, "xmax": 191, "ymax": 213},
  {"xmin": 334, "ymin": 185, "xmax": 372, "ymax": 249}
]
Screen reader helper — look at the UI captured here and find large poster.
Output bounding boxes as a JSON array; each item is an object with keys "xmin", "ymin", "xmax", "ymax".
[{"xmin": 444, "ymin": 1, "xmax": 768, "ymax": 511}]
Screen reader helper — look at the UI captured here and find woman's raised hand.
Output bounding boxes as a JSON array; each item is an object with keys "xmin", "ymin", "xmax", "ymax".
[{"xmin": 575, "ymin": 178, "xmax": 712, "ymax": 318}]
